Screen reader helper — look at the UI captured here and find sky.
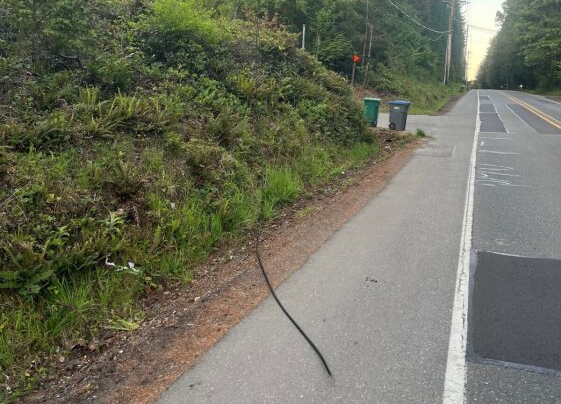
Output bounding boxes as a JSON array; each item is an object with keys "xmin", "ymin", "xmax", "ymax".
[{"xmin": 465, "ymin": 0, "xmax": 504, "ymax": 80}]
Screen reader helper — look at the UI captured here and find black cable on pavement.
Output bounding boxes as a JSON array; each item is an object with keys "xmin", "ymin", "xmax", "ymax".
[
  {"xmin": 251, "ymin": 0, "xmax": 332, "ymax": 378},
  {"xmin": 255, "ymin": 225, "xmax": 332, "ymax": 377}
]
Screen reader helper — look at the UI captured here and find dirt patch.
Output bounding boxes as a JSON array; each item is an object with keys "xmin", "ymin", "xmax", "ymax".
[
  {"xmin": 19, "ymin": 133, "xmax": 424, "ymax": 404},
  {"xmin": 352, "ymin": 85, "xmax": 384, "ymax": 103}
]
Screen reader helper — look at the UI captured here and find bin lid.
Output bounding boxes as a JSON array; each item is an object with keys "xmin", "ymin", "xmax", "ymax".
[
  {"xmin": 364, "ymin": 97, "xmax": 382, "ymax": 102},
  {"xmin": 388, "ymin": 100, "xmax": 411, "ymax": 105}
]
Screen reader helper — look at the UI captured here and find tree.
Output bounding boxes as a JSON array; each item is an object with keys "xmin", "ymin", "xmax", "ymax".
[{"xmin": 478, "ymin": 0, "xmax": 560, "ymax": 90}]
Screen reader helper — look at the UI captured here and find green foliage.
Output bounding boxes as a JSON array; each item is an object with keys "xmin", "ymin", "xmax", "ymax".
[
  {"xmin": 261, "ymin": 166, "xmax": 303, "ymax": 219},
  {"xmin": 212, "ymin": 0, "xmax": 466, "ymax": 83},
  {"xmin": 136, "ymin": 0, "xmax": 228, "ymax": 71},
  {"xmin": 345, "ymin": 142, "xmax": 379, "ymax": 167},
  {"xmin": 363, "ymin": 67, "xmax": 461, "ymax": 115},
  {"xmin": 89, "ymin": 56, "xmax": 134, "ymax": 92},
  {"xmin": 478, "ymin": 0, "xmax": 561, "ymax": 90},
  {"xmin": 0, "ymin": 0, "xmax": 433, "ymax": 399},
  {"xmin": 0, "ymin": 269, "xmax": 138, "ymax": 392}
]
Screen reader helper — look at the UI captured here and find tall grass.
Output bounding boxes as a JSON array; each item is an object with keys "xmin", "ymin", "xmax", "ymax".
[{"xmin": 261, "ymin": 166, "xmax": 303, "ymax": 219}]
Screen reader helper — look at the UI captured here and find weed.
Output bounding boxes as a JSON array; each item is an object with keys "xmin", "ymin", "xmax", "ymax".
[
  {"xmin": 416, "ymin": 128, "xmax": 426, "ymax": 137},
  {"xmin": 104, "ymin": 160, "xmax": 145, "ymax": 200},
  {"xmin": 345, "ymin": 142, "xmax": 380, "ymax": 167},
  {"xmin": 296, "ymin": 205, "xmax": 316, "ymax": 218},
  {"xmin": 79, "ymin": 86, "xmax": 100, "ymax": 106},
  {"xmin": 261, "ymin": 166, "xmax": 303, "ymax": 219},
  {"xmin": 294, "ymin": 144, "xmax": 335, "ymax": 186},
  {"xmin": 106, "ymin": 311, "xmax": 144, "ymax": 332}
]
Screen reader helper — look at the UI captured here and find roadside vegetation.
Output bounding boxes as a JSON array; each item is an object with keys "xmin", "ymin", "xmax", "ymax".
[
  {"xmin": 227, "ymin": 0, "xmax": 466, "ymax": 114},
  {"xmin": 477, "ymin": 0, "xmax": 561, "ymax": 91},
  {"xmin": 359, "ymin": 76, "xmax": 462, "ymax": 115},
  {"xmin": 0, "ymin": 0, "xmax": 462, "ymax": 400}
]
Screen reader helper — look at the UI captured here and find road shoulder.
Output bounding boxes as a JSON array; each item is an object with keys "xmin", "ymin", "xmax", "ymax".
[{"xmin": 22, "ymin": 134, "xmax": 424, "ymax": 404}]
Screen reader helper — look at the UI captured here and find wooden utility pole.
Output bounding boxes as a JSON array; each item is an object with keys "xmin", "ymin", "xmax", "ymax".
[
  {"xmin": 464, "ymin": 24, "xmax": 469, "ymax": 87},
  {"xmin": 444, "ymin": 0, "xmax": 456, "ymax": 84},
  {"xmin": 362, "ymin": 0, "xmax": 369, "ymax": 66},
  {"xmin": 363, "ymin": 25, "xmax": 374, "ymax": 86}
]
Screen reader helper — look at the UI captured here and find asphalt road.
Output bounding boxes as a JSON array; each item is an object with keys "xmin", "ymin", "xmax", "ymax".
[
  {"xmin": 154, "ymin": 91, "xmax": 561, "ymax": 404},
  {"xmin": 467, "ymin": 90, "xmax": 561, "ymax": 404}
]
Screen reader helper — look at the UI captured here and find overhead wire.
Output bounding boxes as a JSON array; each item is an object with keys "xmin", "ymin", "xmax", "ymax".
[
  {"xmin": 384, "ymin": 0, "xmax": 451, "ymax": 34},
  {"xmin": 469, "ymin": 24, "xmax": 498, "ymax": 34},
  {"xmin": 430, "ymin": 33, "xmax": 445, "ymax": 42}
]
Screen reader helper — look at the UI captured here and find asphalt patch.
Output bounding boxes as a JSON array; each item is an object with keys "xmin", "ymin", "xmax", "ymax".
[
  {"xmin": 470, "ymin": 251, "xmax": 561, "ymax": 374},
  {"xmin": 479, "ymin": 104, "xmax": 496, "ymax": 113},
  {"xmin": 479, "ymin": 95, "xmax": 491, "ymax": 101},
  {"xmin": 507, "ymin": 104, "xmax": 561, "ymax": 135},
  {"xmin": 480, "ymin": 113, "xmax": 507, "ymax": 133}
]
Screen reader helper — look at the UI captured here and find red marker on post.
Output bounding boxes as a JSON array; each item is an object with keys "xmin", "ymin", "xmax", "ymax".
[{"xmin": 351, "ymin": 54, "xmax": 360, "ymax": 86}]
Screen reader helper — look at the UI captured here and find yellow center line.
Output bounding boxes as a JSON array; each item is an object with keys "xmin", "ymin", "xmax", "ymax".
[{"xmin": 500, "ymin": 91, "xmax": 561, "ymax": 131}]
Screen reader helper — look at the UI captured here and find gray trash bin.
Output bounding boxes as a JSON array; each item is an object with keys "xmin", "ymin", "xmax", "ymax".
[{"xmin": 388, "ymin": 100, "xmax": 411, "ymax": 131}]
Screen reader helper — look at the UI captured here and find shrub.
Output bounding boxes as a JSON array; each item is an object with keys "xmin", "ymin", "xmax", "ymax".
[
  {"xmin": 136, "ymin": 0, "xmax": 228, "ymax": 71},
  {"xmin": 89, "ymin": 56, "xmax": 134, "ymax": 92}
]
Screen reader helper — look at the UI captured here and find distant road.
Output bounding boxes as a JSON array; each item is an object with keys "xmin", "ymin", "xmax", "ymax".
[{"xmin": 154, "ymin": 91, "xmax": 561, "ymax": 404}]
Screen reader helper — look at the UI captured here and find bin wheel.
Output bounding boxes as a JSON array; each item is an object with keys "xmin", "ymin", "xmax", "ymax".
[{"xmin": 389, "ymin": 122, "xmax": 396, "ymax": 130}]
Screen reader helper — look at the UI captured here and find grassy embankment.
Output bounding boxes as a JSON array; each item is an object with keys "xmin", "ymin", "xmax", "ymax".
[
  {"xmin": 0, "ymin": 1, "xmax": 459, "ymax": 400},
  {"xmin": 0, "ymin": 1, "xmax": 381, "ymax": 399}
]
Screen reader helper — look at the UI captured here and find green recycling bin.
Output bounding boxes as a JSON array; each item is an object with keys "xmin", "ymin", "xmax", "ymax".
[{"xmin": 364, "ymin": 98, "xmax": 381, "ymax": 127}]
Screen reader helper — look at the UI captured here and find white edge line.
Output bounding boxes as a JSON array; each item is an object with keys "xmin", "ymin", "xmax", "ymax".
[
  {"xmin": 504, "ymin": 103, "xmax": 538, "ymax": 133},
  {"xmin": 442, "ymin": 90, "xmax": 479, "ymax": 404}
]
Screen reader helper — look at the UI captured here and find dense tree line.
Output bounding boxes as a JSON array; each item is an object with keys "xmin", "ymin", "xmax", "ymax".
[
  {"xmin": 0, "ymin": 0, "xmax": 466, "ymax": 95},
  {"xmin": 210, "ymin": 0, "xmax": 466, "ymax": 83},
  {"xmin": 478, "ymin": 0, "xmax": 561, "ymax": 90}
]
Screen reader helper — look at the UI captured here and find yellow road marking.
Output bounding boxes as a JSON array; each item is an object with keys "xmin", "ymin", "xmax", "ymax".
[{"xmin": 500, "ymin": 91, "xmax": 561, "ymax": 131}]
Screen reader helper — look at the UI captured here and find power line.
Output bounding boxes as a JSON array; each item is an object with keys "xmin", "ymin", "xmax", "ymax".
[
  {"xmin": 469, "ymin": 24, "xmax": 498, "ymax": 34},
  {"xmin": 384, "ymin": 0, "xmax": 451, "ymax": 34},
  {"xmin": 430, "ymin": 33, "xmax": 445, "ymax": 42}
]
